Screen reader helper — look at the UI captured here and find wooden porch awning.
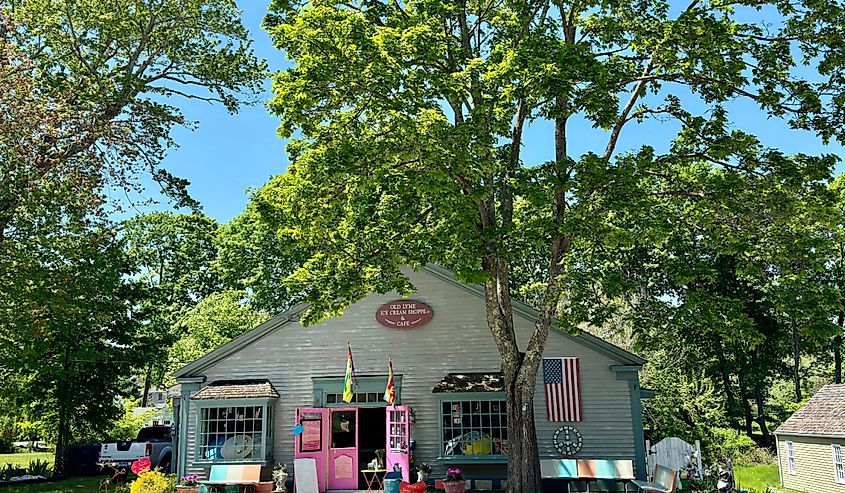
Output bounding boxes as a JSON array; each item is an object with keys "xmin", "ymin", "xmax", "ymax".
[
  {"xmin": 191, "ymin": 379, "xmax": 280, "ymax": 400},
  {"xmin": 432, "ymin": 373, "xmax": 504, "ymax": 393}
]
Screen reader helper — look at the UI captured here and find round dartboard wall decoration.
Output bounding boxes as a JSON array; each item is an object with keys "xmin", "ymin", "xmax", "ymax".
[{"xmin": 553, "ymin": 426, "xmax": 583, "ymax": 456}]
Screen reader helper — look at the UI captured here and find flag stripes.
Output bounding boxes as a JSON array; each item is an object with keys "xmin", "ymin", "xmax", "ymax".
[{"xmin": 543, "ymin": 357, "xmax": 582, "ymax": 422}]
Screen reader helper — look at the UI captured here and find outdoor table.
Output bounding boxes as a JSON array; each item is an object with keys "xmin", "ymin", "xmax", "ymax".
[{"xmin": 361, "ymin": 469, "xmax": 388, "ymax": 492}]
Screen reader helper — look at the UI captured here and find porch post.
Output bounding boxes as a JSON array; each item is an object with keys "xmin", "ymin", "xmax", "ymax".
[
  {"xmin": 175, "ymin": 376, "xmax": 205, "ymax": 478},
  {"xmin": 613, "ymin": 366, "xmax": 647, "ymax": 480}
]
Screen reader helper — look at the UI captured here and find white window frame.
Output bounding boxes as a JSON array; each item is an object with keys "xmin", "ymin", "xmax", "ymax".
[
  {"xmin": 833, "ymin": 444, "xmax": 845, "ymax": 484},
  {"xmin": 786, "ymin": 441, "xmax": 796, "ymax": 474},
  {"xmin": 194, "ymin": 398, "xmax": 274, "ymax": 464}
]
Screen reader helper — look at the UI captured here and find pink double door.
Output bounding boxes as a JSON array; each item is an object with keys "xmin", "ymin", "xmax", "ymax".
[{"xmin": 294, "ymin": 405, "xmax": 411, "ymax": 491}]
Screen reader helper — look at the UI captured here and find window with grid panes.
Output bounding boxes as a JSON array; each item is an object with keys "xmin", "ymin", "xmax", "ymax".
[
  {"xmin": 440, "ymin": 396, "xmax": 507, "ymax": 458},
  {"xmin": 196, "ymin": 402, "xmax": 273, "ymax": 463},
  {"xmin": 786, "ymin": 441, "xmax": 796, "ymax": 474},
  {"xmin": 834, "ymin": 444, "xmax": 845, "ymax": 483},
  {"xmin": 325, "ymin": 392, "xmax": 382, "ymax": 405}
]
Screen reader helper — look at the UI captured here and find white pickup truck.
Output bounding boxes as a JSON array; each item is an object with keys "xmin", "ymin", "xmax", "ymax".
[{"xmin": 99, "ymin": 425, "xmax": 173, "ymax": 471}]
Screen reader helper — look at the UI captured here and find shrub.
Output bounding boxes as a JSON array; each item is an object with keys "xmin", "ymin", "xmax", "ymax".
[
  {"xmin": 26, "ymin": 458, "xmax": 53, "ymax": 477},
  {"xmin": 0, "ymin": 464, "xmax": 27, "ymax": 480},
  {"xmin": 735, "ymin": 446, "xmax": 774, "ymax": 467},
  {"xmin": 129, "ymin": 470, "xmax": 176, "ymax": 493},
  {"xmin": 708, "ymin": 427, "xmax": 757, "ymax": 461}
]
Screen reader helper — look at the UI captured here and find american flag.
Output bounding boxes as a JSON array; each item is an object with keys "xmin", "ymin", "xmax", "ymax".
[{"xmin": 543, "ymin": 357, "xmax": 582, "ymax": 422}]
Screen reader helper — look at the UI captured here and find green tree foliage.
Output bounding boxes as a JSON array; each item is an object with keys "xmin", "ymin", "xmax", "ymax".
[
  {"xmin": 0, "ymin": 1, "xmax": 265, "ymax": 238},
  {"xmin": 167, "ymin": 290, "xmax": 268, "ymax": 382},
  {"xmin": 214, "ymin": 202, "xmax": 305, "ymax": 314},
  {"xmin": 259, "ymin": 0, "xmax": 845, "ymax": 486},
  {"xmin": 0, "ymin": 218, "xmax": 143, "ymax": 469},
  {"xmin": 123, "ymin": 211, "xmax": 221, "ymax": 403}
]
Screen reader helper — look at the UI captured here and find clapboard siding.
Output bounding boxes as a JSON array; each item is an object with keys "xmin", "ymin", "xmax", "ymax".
[
  {"xmin": 185, "ymin": 268, "xmax": 638, "ymax": 477},
  {"xmin": 778, "ymin": 435, "xmax": 845, "ymax": 493}
]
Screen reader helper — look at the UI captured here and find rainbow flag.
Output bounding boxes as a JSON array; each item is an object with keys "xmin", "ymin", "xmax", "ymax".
[
  {"xmin": 383, "ymin": 358, "xmax": 396, "ymax": 405},
  {"xmin": 342, "ymin": 343, "xmax": 357, "ymax": 403}
]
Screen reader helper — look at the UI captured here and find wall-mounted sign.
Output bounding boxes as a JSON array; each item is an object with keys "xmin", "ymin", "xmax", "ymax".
[{"xmin": 376, "ymin": 300, "xmax": 433, "ymax": 329}]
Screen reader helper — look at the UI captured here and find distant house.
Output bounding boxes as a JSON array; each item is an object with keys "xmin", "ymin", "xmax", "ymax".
[
  {"xmin": 133, "ymin": 388, "xmax": 173, "ymax": 427},
  {"xmin": 775, "ymin": 384, "xmax": 845, "ymax": 493}
]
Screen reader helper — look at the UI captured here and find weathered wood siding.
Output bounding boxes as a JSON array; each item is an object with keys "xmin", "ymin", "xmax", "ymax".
[
  {"xmin": 185, "ymin": 269, "xmax": 637, "ymax": 476},
  {"xmin": 778, "ymin": 435, "xmax": 845, "ymax": 493}
]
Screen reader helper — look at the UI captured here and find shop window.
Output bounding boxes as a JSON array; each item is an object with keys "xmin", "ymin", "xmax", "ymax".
[
  {"xmin": 439, "ymin": 396, "xmax": 507, "ymax": 459},
  {"xmin": 196, "ymin": 403, "xmax": 273, "ymax": 463}
]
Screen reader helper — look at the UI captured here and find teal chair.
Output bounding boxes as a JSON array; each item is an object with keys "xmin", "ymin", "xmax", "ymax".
[{"xmin": 540, "ymin": 459, "xmax": 578, "ymax": 492}]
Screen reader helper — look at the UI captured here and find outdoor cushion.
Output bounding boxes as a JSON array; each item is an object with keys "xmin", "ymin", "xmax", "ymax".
[
  {"xmin": 205, "ymin": 464, "xmax": 261, "ymax": 484},
  {"xmin": 613, "ymin": 460, "xmax": 635, "ymax": 480},
  {"xmin": 540, "ymin": 459, "xmax": 578, "ymax": 479}
]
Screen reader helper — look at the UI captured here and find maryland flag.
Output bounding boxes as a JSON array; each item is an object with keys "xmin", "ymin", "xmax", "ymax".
[
  {"xmin": 342, "ymin": 343, "xmax": 357, "ymax": 403},
  {"xmin": 383, "ymin": 358, "xmax": 396, "ymax": 405}
]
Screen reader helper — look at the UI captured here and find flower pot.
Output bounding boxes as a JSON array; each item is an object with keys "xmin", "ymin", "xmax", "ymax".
[
  {"xmin": 443, "ymin": 480, "xmax": 466, "ymax": 493},
  {"xmin": 273, "ymin": 472, "xmax": 289, "ymax": 492},
  {"xmin": 176, "ymin": 487, "xmax": 198, "ymax": 493}
]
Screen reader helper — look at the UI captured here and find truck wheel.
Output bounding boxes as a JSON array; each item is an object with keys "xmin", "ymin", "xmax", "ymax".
[{"xmin": 158, "ymin": 454, "xmax": 172, "ymax": 473}]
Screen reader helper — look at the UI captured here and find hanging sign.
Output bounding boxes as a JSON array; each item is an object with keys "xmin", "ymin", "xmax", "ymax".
[{"xmin": 376, "ymin": 300, "xmax": 433, "ymax": 329}]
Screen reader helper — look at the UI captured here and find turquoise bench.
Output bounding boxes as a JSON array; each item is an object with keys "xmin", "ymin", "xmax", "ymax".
[
  {"xmin": 204, "ymin": 464, "xmax": 262, "ymax": 492},
  {"xmin": 541, "ymin": 459, "xmax": 635, "ymax": 492}
]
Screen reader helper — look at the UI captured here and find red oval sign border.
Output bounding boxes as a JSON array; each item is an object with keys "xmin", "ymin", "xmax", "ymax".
[{"xmin": 375, "ymin": 300, "xmax": 433, "ymax": 329}]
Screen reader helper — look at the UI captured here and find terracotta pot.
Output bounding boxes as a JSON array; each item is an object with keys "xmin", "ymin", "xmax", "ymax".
[
  {"xmin": 443, "ymin": 480, "xmax": 466, "ymax": 493},
  {"xmin": 176, "ymin": 487, "xmax": 198, "ymax": 493}
]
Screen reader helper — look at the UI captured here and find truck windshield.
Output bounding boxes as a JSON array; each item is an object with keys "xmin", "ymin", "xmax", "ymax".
[{"xmin": 137, "ymin": 427, "xmax": 172, "ymax": 441}]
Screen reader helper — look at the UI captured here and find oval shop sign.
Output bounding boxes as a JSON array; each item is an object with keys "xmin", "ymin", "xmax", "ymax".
[{"xmin": 376, "ymin": 300, "xmax": 433, "ymax": 329}]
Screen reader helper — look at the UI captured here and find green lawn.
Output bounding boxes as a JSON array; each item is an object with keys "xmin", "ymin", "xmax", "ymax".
[
  {"xmin": 735, "ymin": 463, "xmax": 804, "ymax": 493},
  {"xmin": 0, "ymin": 476, "xmax": 106, "ymax": 493},
  {"xmin": 0, "ymin": 451, "xmax": 53, "ymax": 468}
]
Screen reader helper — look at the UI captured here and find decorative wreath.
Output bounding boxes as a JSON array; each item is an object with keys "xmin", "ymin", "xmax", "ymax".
[{"xmin": 553, "ymin": 426, "xmax": 583, "ymax": 456}]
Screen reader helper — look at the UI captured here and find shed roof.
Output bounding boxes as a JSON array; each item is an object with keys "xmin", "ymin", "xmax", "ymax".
[
  {"xmin": 776, "ymin": 384, "xmax": 845, "ymax": 438},
  {"xmin": 191, "ymin": 379, "xmax": 280, "ymax": 400},
  {"xmin": 432, "ymin": 373, "xmax": 505, "ymax": 393}
]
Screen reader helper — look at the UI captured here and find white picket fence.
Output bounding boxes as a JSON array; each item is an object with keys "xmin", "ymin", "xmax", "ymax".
[{"xmin": 645, "ymin": 436, "xmax": 703, "ymax": 490}]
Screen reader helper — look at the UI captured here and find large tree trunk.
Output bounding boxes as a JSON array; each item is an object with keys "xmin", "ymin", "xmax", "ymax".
[
  {"xmin": 792, "ymin": 319, "xmax": 802, "ymax": 402},
  {"xmin": 752, "ymin": 382, "xmax": 770, "ymax": 443},
  {"xmin": 505, "ymin": 376, "xmax": 542, "ymax": 493},
  {"xmin": 715, "ymin": 342, "xmax": 739, "ymax": 429},
  {"xmin": 835, "ymin": 311, "xmax": 844, "ymax": 384},
  {"xmin": 736, "ymin": 371, "xmax": 754, "ymax": 437},
  {"xmin": 482, "ymin": 258, "xmax": 552, "ymax": 493},
  {"xmin": 141, "ymin": 364, "xmax": 153, "ymax": 408}
]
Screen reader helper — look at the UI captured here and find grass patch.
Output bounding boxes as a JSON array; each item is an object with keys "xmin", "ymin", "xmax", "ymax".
[
  {"xmin": 0, "ymin": 452, "xmax": 53, "ymax": 468},
  {"xmin": 735, "ymin": 463, "xmax": 804, "ymax": 493},
  {"xmin": 0, "ymin": 476, "xmax": 106, "ymax": 493}
]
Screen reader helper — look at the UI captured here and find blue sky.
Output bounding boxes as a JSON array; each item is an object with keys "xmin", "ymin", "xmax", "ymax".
[{"xmin": 135, "ymin": 1, "xmax": 845, "ymax": 223}]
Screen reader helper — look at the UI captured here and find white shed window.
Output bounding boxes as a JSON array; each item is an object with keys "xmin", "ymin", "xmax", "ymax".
[
  {"xmin": 196, "ymin": 403, "xmax": 273, "ymax": 463},
  {"xmin": 786, "ymin": 441, "xmax": 796, "ymax": 474},
  {"xmin": 833, "ymin": 444, "xmax": 845, "ymax": 483}
]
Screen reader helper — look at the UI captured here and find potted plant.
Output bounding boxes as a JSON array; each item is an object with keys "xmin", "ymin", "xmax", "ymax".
[
  {"xmin": 443, "ymin": 467, "xmax": 466, "ymax": 493},
  {"xmin": 416, "ymin": 462, "xmax": 431, "ymax": 483},
  {"xmin": 176, "ymin": 474, "xmax": 200, "ymax": 493},
  {"xmin": 272, "ymin": 463, "xmax": 289, "ymax": 492}
]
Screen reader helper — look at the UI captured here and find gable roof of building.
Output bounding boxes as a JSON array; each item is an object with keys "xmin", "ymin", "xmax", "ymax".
[
  {"xmin": 174, "ymin": 264, "xmax": 644, "ymax": 379},
  {"xmin": 776, "ymin": 384, "xmax": 845, "ymax": 439}
]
